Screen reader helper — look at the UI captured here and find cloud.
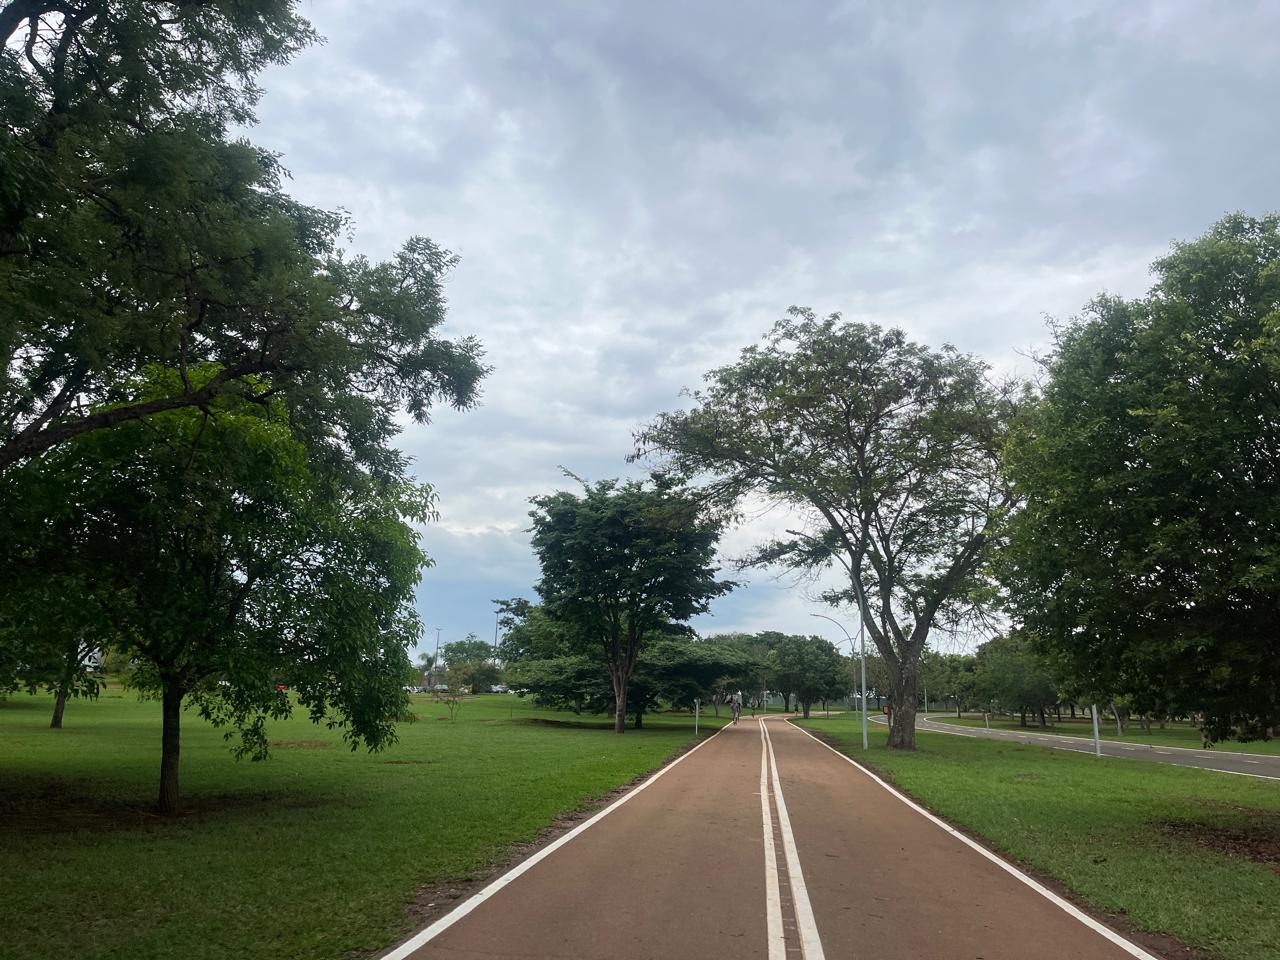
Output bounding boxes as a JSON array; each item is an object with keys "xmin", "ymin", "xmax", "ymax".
[{"xmin": 244, "ymin": 0, "xmax": 1280, "ymax": 651}]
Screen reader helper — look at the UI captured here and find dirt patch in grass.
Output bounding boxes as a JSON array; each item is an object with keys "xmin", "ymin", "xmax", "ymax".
[
  {"xmin": 383, "ymin": 759, "xmax": 435, "ymax": 765},
  {"xmin": 1162, "ymin": 810, "xmax": 1280, "ymax": 873}
]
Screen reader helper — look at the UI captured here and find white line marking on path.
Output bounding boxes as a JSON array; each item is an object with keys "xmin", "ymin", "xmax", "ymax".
[
  {"xmin": 759, "ymin": 721, "xmax": 786, "ymax": 960},
  {"xmin": 762, "ymin": 719, "xmax": 826, "ymax": 960},
  {"xmin": 786, "ymin": 721, "xmax": 1161, "ymax": 960},
  {"xmin": 379, "ymin": 724, "xmax": 728, "ymax": 960}
]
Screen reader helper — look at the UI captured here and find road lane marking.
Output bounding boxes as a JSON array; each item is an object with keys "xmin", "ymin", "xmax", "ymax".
[
  {"xmin": 379, "ymin": 723, "xmax": 729, "ymax": 960},
  {"xmin": 759, "ymin": 721, "xmax": 786, "ymax": 960},
  {"xmin": 763, "ymin": 720, "xmax": 827, "ymax": 960},
  {"xmin": 924, "ymin": 718, "xmax": 1280, "ymax": 759},
  {"xmin": 787, "ymin": 720, "xmax": 1160, "ymax": 960},
  {"xmin": 914, "ymin": 715, "xmax": 1280, "ymax": 779}
]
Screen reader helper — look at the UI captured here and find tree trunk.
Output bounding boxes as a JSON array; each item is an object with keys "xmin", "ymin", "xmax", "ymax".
[
  {"xmin": 1019, "ymin": 708, "xmax": 1027, "ymax": 727},
  {"xmin": 1070, "ymin": 703, "xmax": 1076, "ymax": 719},
  {"xmin": 782, "ymin": 692, "xmax": 791, "ymax": 713},
  {"xmin": 633, "ymin": 708, "xmax": 643, "ymax": 730},
  {"xmin": 611, "ymin": 673, "xmax": 628, "ymax": 734},
  {"xmin": 802, "ymin": 700, "xmax": 811, "ymax": 719},
  {"xmin": 50, "ymin": 685, "xmax": 69, "ymax": 729},
  {"xmin": 157, "ymin": 683, "xmax": 183, "ymax": 814},
  {"xmin": 1038, "ymin": 707, "xmax": 1047, "ymax": 728},
  {"xmin": 886, "ymin": 660, "xmax": 919, "ymax": 749},
  {"xmin": 955, "ymin": 698, "xmax": 962, "ymax": 719},
  {"xmin": 50, "ymin": 642, "xmax": 81, "ymax": 729}
]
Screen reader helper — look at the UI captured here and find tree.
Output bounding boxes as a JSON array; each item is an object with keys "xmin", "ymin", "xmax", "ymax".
[
  {"xmin": 768, "ymin": 635, "xmax": 849, "ymax": 719},
  {"xmin": 442, "ymin": 634, "xmax": 496, "ymax": 667},
  {"xmin": 638, "ymin": 310, "xmax": 1016, "ymax": 747},
  {"xmin": 922, "ymin": 652, "xmax": 977, "ymax": 718},
  {"xmin": 0, "ymin": 369, "xmax": 430, "ymax": 812},
  {"xmin": 0, "ymin": 616, "xmax": 101, "ymax": 728},
  {"xmin": 2, "ymin": 6, "xmax": 487, "ymax": 472},
  {"xmin": 1003, "ymin": 214, "xmax": 1280, "ymax": 742},
  {"xmin": 972, "ymin": 634, "xmax": 1058, "ymax": 727},
  {"xmin": 528, "ymin": 475, "xmax": 733, "ymax": 733}
]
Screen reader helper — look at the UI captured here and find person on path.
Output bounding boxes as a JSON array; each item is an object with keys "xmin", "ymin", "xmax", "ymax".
[{"xmin": 731, "ymin": 690, "xmax": 743, "ymax": 724}]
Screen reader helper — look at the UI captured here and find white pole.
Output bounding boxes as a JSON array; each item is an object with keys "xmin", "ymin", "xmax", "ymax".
[
  {"xmin": 1091, "ymin": 703, "xmax": 1102, "ymax": 758},
  {"xmin": 695, "ymin": 698, "xmax": 699, "ymax": 736},
  {"xmin": 859, "ymin": 617, "xmax": 868, "ymax": 750}
]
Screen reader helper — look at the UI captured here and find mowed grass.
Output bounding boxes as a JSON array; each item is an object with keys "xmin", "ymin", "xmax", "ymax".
[
  {"xmin": 798, "ymin": 714, "xmax": 1280, "ymax": 960},
  {"xmin": 932, "ymin": 714, "xmax": 1280, "ymax": 754},
  {"xmin": 0, "ymin": 689, "xmax": 721, "ymax": 960}
]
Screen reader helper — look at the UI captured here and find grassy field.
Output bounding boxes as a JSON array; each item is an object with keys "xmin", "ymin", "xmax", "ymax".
[
  {"xmin": 930, "ymin": 714, "xmax": 1280, "ymax": 754},
  {"xmin": 0, "ymin": 689, "xmax": 721, "ymax": 960},
  {"xmin": 798, "ymin": 714, "xmax": 1280, "ymax": 960}
]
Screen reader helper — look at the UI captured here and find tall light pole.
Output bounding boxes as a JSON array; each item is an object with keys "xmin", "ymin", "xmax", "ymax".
[
  {"xmin": 811, "ymin": 613, "xmax": 869, "ymax": 750},
  {"xmin": 433, "ymin": 626, "xmax": 442, "ymax": 687}
]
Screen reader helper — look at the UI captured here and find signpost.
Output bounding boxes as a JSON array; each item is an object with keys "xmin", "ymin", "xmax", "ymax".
[
  {"xmin": 694, "ymin": 698, "xmax": 700, "ymax": 736},
  {"xmin": 1091, "ymin": 703, "xmax": 1102, "ymax": 758}
]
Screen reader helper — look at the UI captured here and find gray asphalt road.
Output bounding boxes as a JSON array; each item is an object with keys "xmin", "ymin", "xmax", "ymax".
[{"xmin": 874, "ymin": 715, "xmax": 1280, "ymax": 780}]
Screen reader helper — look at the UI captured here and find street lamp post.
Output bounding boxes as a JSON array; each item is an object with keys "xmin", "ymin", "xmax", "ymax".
[
  {"xmin": 811, "ymin": 612, "xmax": 869, "ymax": 750},
  {"xmin": 433, "ymin": 626, "xmax": 442, "ymax": 689}
]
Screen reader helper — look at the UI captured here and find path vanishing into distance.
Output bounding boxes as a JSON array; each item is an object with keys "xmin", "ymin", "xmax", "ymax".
[
  {"xmin": 890, "ymin": 715, "xmax": 1280, "ymax": 781},
  {"xmin": 383, "ymin": 717, "xmax": 1159, "ymax": 960}
]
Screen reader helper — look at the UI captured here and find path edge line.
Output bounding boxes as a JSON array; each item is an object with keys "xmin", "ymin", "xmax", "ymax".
[
  {"xmin": 786, "ymin": 719, "xmax": 1163, "ymax": 960},
  {"xmin": 379, "ymin": 724, "xmax": 728, "ymax": 960}
]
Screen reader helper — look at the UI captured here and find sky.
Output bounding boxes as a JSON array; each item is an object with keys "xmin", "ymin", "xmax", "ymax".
[{"xmin": 249, "ymin": 0, "xmax": 1280, "ymax": 655}]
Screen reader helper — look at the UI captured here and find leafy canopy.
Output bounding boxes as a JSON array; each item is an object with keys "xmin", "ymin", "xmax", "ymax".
[
  {"xmin": 1002, "ymin": 213, "xmax": 1280, "ymax": 741},
  {"xmin": 1, "ymin": 3, "xmax": 487, "ymax": 472},
  {"xmin": 637, "ymin": 309, "xmax": 1016, "ymax": 745},
  {"xmin": 0, "ymin": 365, "xmax": 431, "ymax": 759}
]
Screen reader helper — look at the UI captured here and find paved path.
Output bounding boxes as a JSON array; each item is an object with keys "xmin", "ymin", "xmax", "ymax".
[
  {"xmin": 384, "ymin": 718, "xmax": 1159, "ymax": 960},
  {"xmin": 897, "ymin": 715, "xmax": 1280, "ymax": 780}
]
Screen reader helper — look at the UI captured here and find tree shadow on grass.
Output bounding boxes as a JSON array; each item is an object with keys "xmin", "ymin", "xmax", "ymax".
[{"xmin": 0, "ymin": 771, "xmax": 340, "ymax": 837}]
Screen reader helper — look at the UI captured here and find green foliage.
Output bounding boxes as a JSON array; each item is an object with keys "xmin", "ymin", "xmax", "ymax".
[
  {"xmin": 637, "ymin": 309, "xmax": 1017, "ymax": 746},
  {"xmin": 528, "ymin": 475, "xmax": 733, "ymax": 731},
  {"xmin": 1, "ymin": 6, "xmax": 487, "ymax": 472},
  {"xmin": 767, "ymin": 635, "xmax": 849, "ymax": 718},
  {"xmin": 441, "ymin": 633, "xmax": 497, "ymax": 667},
  {"xmin": 920, "ymin": 651, "xmax": 977, "ymax": 714},
  {"xmin": 0, "ymin": 367, "xmax": 431, "ymax": 807},
  {"xmin": 1003, "ymin": 214, "xmax": 1280, "ymax": 741},
  {"xmin": 970, "ymin": 634, "xmax": 1058, "ymax": 725}
]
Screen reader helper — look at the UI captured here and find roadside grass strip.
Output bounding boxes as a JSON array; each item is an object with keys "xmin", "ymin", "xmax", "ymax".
[
  {"xmin": 797, "ymin": 714, "xmax": 1280, "ymax": 960},
  {"xmin": 0, "ymin": 691, "xmax": 722, "ymax": 960}
]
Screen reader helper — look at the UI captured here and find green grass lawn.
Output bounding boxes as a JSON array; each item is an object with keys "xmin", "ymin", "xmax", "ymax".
[
  {"xmin": 798, "ymin": 714, "xmax": 1280, "ymax": 960},
  {"xmin": 930, "ymin": 714, "xmax": 1280, "ymax": 754},
  {"xmin": 0, "ymin": 689, "xmax": 721, "ymax": 960}
]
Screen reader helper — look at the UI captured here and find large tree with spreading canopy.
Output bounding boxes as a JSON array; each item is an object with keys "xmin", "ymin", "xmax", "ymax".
[{"xmin": 637, "ymin": 310, "xmax": 1016, "ymax": 747}]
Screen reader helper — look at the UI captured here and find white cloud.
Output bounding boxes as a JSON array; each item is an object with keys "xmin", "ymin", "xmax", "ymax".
[{"xmin": 241, "ymin": 0, "xmax": 1279, "ymax": 650}]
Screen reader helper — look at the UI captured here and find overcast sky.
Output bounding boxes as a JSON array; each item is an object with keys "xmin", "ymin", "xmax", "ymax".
[{"xmin": 252, "ymin": 0, "xmax": 1279, "ymax": 655}]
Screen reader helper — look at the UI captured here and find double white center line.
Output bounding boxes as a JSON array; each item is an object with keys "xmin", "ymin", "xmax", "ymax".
[{"xmin": 759, "ymin": 719, "xmax": 826, "ymax": 960}]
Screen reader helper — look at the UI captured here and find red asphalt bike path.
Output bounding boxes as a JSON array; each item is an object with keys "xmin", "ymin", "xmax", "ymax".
[{"xmin": 383, "ymin": 717, "xmax": 1160, "ymax": 960}]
